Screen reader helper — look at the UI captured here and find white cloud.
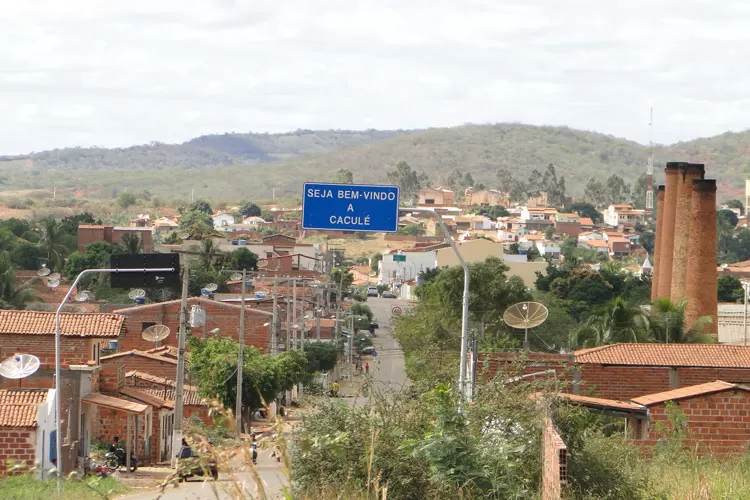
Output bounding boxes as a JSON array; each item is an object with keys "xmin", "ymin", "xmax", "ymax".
[{"xmin": 2, "ymin": 0, "xmax": 750, "ymax": 153}]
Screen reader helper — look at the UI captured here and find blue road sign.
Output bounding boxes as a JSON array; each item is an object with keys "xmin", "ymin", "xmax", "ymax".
[{"xmin": 302, "ymin": 183, "xmax": 400, "ymax": 232}]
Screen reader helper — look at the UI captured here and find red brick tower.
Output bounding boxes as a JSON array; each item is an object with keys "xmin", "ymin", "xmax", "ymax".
[
  {"xmin": 656, "ymin": 164, "xmax": 679, "ymax": 299},
  {"xmin": 685, "ymin": 179, "xmax": 718, "ymax": 334},
  {"xmin": 670, "ymin": 163, "xmax": 705, "ymax": 302},
  {"xmin": 651, "ymin": 185, "xmax": 666, "ymax": 302}
]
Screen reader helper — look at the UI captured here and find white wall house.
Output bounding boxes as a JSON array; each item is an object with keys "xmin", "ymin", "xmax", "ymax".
[
  {"xmin": 604, "ymin": 204, "xmax": 646, "ymax": 227},
  {"xmin": 212, "ymin": 214, "xmax": 236, "ymax": 231},
  {"xmin": 536, "ymin": 240, "xmax": 561, "ymax": 258},
  {"xmin": 378, "ymin": 250, "xmax": 437, "ymax": 285}
]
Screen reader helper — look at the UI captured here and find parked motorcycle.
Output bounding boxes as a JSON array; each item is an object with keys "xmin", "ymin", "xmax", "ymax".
[
  {"xmin": 83, "ymin": 457, "xmax": 109, "ymax": 478},
  {"xmin": 104, "ymin": 447, "xmax": 138, "ymax": 472}
]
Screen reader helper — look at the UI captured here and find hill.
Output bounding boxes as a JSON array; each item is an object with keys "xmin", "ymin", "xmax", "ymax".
[{"xmin": 0, "ymin": 124, "xmax": 745, "ymax": 202}]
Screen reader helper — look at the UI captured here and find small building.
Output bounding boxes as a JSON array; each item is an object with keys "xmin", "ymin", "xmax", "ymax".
[
  {"xmin": 579, "ymin": 217, "xmax": 595, "ymax": 231},
  {"xmin": 0, "ymin": 388, "xmax": 55, "ymax": 477},
  {"xmin": 152, "ymin": 217, "xmax": 179, "ymax": 239},
  {"xmin": 536, "ymin": 240, "xmax": 561, "ymax": 258},
  {"xmin": 78, "ymin": 225, "xmax": 154, "ymax": 253},
  {"xmin": 607, "ymin": 237, "xmax": 632, "ymax": 258},
  {"xmin": 212, "ymin": 213, "xmax": 236, "ymax": 231},
  {"xmin": 465, "ymin": 189, "xmax": 509, "ymax": 207},
  {"xmin": 604, "ymin": 204, "xmax": 646, "ymax": 228},
  {"xmin": 554, "ymin": 213, "xmax": 581, "ymax": 238},
  {"xmin": 417, "ymin": 187, "xmax": 455, "ymax": 207}
]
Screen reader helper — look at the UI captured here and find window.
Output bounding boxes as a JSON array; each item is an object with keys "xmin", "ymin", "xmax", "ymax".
[
  {"xmin": 425, "ymin": 198, "xmax": 435, "ymax": 204},
  {"xmin": 142, "ymin": 322, "xmax": 157, "ymax": 332},
  {"xmin": 92, "ymin": 343, "xmax": 100, "ymax": 365}
]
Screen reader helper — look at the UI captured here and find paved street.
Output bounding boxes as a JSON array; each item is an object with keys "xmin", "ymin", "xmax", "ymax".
[{"xmin": 116, "ymin": 297, "xmax": 409, "ymax": 499}]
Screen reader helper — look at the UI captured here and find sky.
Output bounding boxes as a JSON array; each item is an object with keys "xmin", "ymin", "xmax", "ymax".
[{"xmin": 3, "ymin": 0, "xmax": 750, "ymax": 154}]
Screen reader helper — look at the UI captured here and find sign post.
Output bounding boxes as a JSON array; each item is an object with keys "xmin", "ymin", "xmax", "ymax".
[{"xmin": 302, "ymin": 183, "xmax": 400, "ymax": 232}]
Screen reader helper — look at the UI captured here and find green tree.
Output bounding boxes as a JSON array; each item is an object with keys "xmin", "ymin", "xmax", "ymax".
[
  {"xmin": 717, "ymin": 275, "xmax": 745, "ymax": 303},
  {"xmin": 0, "ymin": 251, "xmax": 35, "ymax": 309},
  {"xmin": 650, "ymin": 298, "xmax": 713, "ymax": 343},
  {"xmin": 187, "ymin": 200, "xmax": 213, "ymax": 215},
  {"xmin": 370, "ymin": 253, "xmax": 382, "ymax": 274},
  {"xmin": 350, "ymin": 303, "xmax": 373, "ymax": 322},
  {"xmin": 238, "ymin": 201, "xmax": 261, "ymax": 218},
  {"xmin": 60, "ymin": 213, "xmax": 100, "ymax": 235},
  {"xmin": 562, "ymin": 202, "xmax": 602, "ymax": 223},
  {"xmin": 117, "ymin": 192, "xmax": 137, "ymax": 209},
  {"xmin": 37, "ymin": 218, "xmax": 69, "ymax": 271},
  {"xmin": 163, "ymin": 231, "xmax": 182, "ymax": 244},
  {"xmin": 584, "ymin": 178, "xmax": 607, "ymax": 207},
  {"xmin": 303, "ymin": 342, "xmax": 340, "ymax": 373},
  {"xmin": 541, "ymin": 163, "xmax": 567, "ymax": 207},
  {"xmin": 631, "ymin": 173, "xmax": 648, "ymax": 209},
  {"xmin": 397, "ymin": 224, "xmax": 422, "ymax": 235},
  {"xmin": 120, "ymin": 232, "xmax": 142, "ymax": 255},
  {"xmin": 195, "ymin": 238, "xmax": 222, "ymax": 271},
  {"xmin": 717, "ymin": 209, "xmax": 739, "ymax": 228},
  {"xmin": 331, "ymin": 267, "xmax": 354, "ymax": 293},
  {"xmin": 724, "ymin": 199, "xmax": 745, "ymax": 214},
  {"xmin": 180, "ymin": 210, "xmax": 213, "ymax": 230},
  {"xmin": 334, "ymin": 169, "xmax": 354, "ymax": 184},
  {"xmin": 227, "ymin": 247, "xmax": 258, "ymax": 271},
  {"xmin": 387, "ymin": 160, "xmax": 422, "ymax": 202},
  {"xmin": 573, "ymin": 297, "xmax": 650, "ymax": 347},
  {"xmin": 605, "ymin": 173, "xmax": 631, "ymax": 205}
]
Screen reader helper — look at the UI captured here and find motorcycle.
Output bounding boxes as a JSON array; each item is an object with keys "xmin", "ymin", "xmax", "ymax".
[
  {"xmin": 104, "ymin": 447, "xmax": 138, "ymax": 472},
  {"xmin": 83, "ymin": 457, "xmax": 109, "ymax": 478}
]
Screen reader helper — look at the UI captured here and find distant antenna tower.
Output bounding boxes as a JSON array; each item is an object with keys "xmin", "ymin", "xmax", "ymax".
[{"xmin": 646, "ymin": 107, "xmax": 654, "ymax": 215}]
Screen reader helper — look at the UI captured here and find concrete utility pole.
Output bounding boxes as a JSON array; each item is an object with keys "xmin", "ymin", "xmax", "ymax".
[
  {"xmin": 235, "ymin": 269, "xmax": 247, "ymax": 436},
  {"xmin": 172, "ymin": 261, "xmax": 190, "ymax": 468},
  {"xmin": 403, "ymin": 207, "xmax": 470, "ymax": 410},
  {"xmin": 743, "ymin": 280, "xmax": 750, "ymax": 346}
]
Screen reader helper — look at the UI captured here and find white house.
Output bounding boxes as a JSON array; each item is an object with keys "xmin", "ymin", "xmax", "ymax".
[
  {"xmin": 604, "ymin": 204, "xmax": 646, "ymax": 228},
  {"xmin": 578, "ymin": 231, "xmax": 604, "ymax": 242},
  {"xmin": 212, "ymin": 213, "xmax": 236, "ymax": 231},
  {"xmin": 536, "ymin": 240, "xmax": 561, "ymax": 258},
  {"xmin": 378, "ymin": 249, "xmax": 438, "ymax": 285}
]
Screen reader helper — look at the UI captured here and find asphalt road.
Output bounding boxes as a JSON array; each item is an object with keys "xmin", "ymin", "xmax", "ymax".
[{"xmin": 117, "ymin": 297, "xmax": 409, "ymax": 500}]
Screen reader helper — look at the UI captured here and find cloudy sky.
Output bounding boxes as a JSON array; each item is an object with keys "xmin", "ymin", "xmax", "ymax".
[{"xmin": 2, "ymin": 0, "xmax": 750, "ymax": 154}]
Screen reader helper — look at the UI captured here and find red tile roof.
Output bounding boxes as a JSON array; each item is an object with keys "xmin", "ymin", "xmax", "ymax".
[
  {"xmin": 632, "ymin": 381, "xmax": 746, "ymax": 406},
  {"xmin": 114, "ymin": 297, "xmax": 273, "ymax": 316},
  {"xmin": 0, "ymin": 389, "xmax": 49, "ymax": 427},
  {"xmin": 579, "ymin": 218, "xmax": 594, "ymax": 226},
  {"xmin": 575, "ymin": 344, "xmax": 750, "ymax": 368},
  {"xmin": 125, "ymin": 370, "xmax": 176, "ymax": 387},
  {"xmin": 142, "ymin": 387, "xmax": 205, "ymax": 406},
  {"xmin": 81, "ymin": 393, "xmax": 148, "ymax": 414},
  {"xmin": 119, "ymin": 387, "xmax": 174, "ymax": 409},
  {"xmin": 0, "ymin": 310, "xmax": 124, "ymax": 338}
]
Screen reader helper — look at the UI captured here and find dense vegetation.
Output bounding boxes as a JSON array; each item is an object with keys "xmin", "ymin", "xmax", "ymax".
[{"xmin": 1, "ymin": 123, "xmax": 745, "ymax": 201}]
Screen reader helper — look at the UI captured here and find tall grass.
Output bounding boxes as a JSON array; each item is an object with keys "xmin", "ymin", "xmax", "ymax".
[{"xmin": 0, "ymin": 474, "xmax": 128, "ymax": 500}]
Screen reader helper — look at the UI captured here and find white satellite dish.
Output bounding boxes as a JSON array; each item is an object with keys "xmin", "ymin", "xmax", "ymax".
[
  {"xmin": 37, "ymin": 265, "xmax": 51, "ymax": 277},
  {"xmin": 47, "ymin": 278, "xmax": 60, "ymax": 288},
  {"xmin": 503, "ymin": 301, "xmax": 549, "ymax": 349},
  {"xmin": 204, "ymin": 283, "xmax": 218, "ymax": 292},
  {"xmin": 74, "ymin": 291, "xmax": 90, "ymax": 302},
  {"xmin": 128, "ymin": 289, "xmax": 146, "ymax": 300},
  {"xmin": 49, "ymin": 272, "xmax": 61, "ymax": 280},
  {"xmin": 142, "ymin": 324, "xmax": 171, "ymax": 343},
  {"xmin": 230, "ymin": 272, "xmax": 243, "ymax": 281},
  {"xmin": 0, "ymin": 354, "xmax": 41, "ymax": 379}
]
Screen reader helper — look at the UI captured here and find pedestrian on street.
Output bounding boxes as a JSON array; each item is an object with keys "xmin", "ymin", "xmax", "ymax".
[
  {"xmin": 365, "ymin": 362, "xmax": 369, "ymax": 375},
  {"xmin": 332, "ymin": 381, "xmax": 340, "ymax": 397}
]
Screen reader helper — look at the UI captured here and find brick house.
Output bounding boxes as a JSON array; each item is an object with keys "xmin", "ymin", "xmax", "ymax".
[
  {"xmin": 99, "ymin": 349, "xmax": 181, "ymax": 390},
  {"xmin": 0, "ymin": 389, "xmax": 55, "ymax": 477},
  {"xmin": 114, "ymin": 297, "xmax": 273, "ymax": 353},
  {"xmin": 77, "ymin": 224, "xmax": 153, "ymax": 253},
  {"xmin": 554, "ymin": 213, "xmax": 581, "ymax": 238},
  {"xmin": 478, "ymin": 344, "xmax": 750, "ymax": 401}
]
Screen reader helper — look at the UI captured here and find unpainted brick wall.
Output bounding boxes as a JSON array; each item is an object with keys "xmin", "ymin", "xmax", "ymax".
[
  {"xmin": 641, "ymin": 389, "xmax": 750, "ymax": 457},
  {"xmin": 541, "ymin": 418, "xmax": 567, "ymax": 500},
  {"xmin": 0, "ymin": 427, "xmax": 36, "ymax": 477}
]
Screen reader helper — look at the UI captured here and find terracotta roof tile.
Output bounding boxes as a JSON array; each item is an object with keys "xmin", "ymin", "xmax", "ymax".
[
  {"xmin": 142, "ymin": 388, "xmax": 205, "ymax": 406},
  {"xmin": 0, "ymin": 389, "xmax": 48, "ymax": 427},
  {"xmin": 0, "ymin": 310, "xmax": 124, "ymax": 338},
  {"xmin": 584, "ymin": 240, "xmax": 609, "ymax": 248},
  {"xmin": 119, "ymin": 387, "xmax": 174, "ymax": 409},
  {"xmin": 114, "ymin": 297, "xmax": 273, "ymax": 316},
  {"xmin": 125, "ymin": 370, "xmax": 176, "ymax": 387},
  {"xmin": 574, "ymin": 343, "xmax": 750, "ymax": 368},
  {"xmin": 579, "ymin": 218, "xmax": 594, "ymax": 226},
  {"xmin": 632, "ymin": 381, "xmax": 745, "ymax": 406}
]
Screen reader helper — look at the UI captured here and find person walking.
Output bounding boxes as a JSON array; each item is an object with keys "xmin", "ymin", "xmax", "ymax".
[
  {"xmin": 332, "ymin": 381, "xmax": 340, "ymax": 397},
  {"xmin": 365, "ymin": 362, "xmax": 369, "ymax": 375}
]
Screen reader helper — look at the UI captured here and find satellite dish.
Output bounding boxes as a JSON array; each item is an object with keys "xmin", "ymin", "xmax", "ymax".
[
  {"xmin": 37, "ymin": 265, "xmax": 51, "ymax": 277},
  {"xmin": 142, "ymin": 324, "xmax": 171, "ymax": 343},
  {"xmin": 47, "ymin": 278, "xmax": 60, "ymax": 288},
  {"xmin": 74, "ymin": 291, "xmax": 90, "ymax": 302},
  {"xmin": 49, "ymin": 272, "xmax": 61, "ymax": 280},
  {"xmin": 503, "ymin": 302, "xmax": 549, "ymax": 349},
  {"xmin": 204, "ymin": 283, "xmax": 218, "ymax": 292},
  {"xmin": 0, "ymin": 354, "xmax": 41, "ymax": 379},
  {"xmin": 128, "ymin": 289, "xmax": 146, "ymax": 300},
  {"xmin": 721, "ymin": 263, "xmax": 729, "ymax": 269},
  {"xmin": 230, "ymin": 272, "xmax": 243, "ymax": 281}
]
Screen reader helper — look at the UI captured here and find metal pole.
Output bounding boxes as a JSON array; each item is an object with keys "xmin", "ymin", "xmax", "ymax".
[
  {"xmin": 316, "ymin": 287, "xmax": 321, "ymax": 340},
  {"xmin": 292, "ymin": 278, "xmax": 298, "ymax": 350},
  {"xmin": 236, "ymin": 269, "xmax": 246, "ymax": 436},
  {"xmin": 172, "ymin": 262, "xmax": 189, "ymax": 468},
  {"xmin": 403, "ymin": 207, "xmax": 470, "ymax": 410},
  {"xmin": 272, "ymin": 278, "xmax": 278, "ymax": 353},
  {"xmin": 743, "ymin": 281, "xmax": 749, "ymax": 346}
]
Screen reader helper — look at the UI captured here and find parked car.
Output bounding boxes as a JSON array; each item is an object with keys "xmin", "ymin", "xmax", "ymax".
[
  {"xmin": 381, "ymin": 290, "xmax": 397, "ymax": 298},
  {"xmin": 366, "ymin": 286, "xmax": 379, "ymax": 297},
  {"xmin": 360, "ymin": 346, "xmax": 377, "ymax": 356}
]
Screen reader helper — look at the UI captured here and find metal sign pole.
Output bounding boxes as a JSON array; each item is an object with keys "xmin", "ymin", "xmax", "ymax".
[
  {"xmin": 236, "ymin": 269, "xmax": 246, "ymax": 436},
  {"xmin": 171, "ymin": 262, "xmax": 189, "ymax": 468}
]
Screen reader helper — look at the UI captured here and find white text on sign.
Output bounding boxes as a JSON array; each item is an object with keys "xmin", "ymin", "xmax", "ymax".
[{"xmin": 306, "ymin": 188, "xmax": 397, "ymax": 201}]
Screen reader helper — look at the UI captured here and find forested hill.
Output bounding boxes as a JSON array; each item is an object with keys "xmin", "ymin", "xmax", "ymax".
[{"xmin": 0, "ymin": 124, "xmax": 746, "ymax": 201}]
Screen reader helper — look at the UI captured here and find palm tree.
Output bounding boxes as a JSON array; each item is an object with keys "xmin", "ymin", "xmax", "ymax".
[
  {"xmin": 0, "ymin": 251, "xmax": 35, "ymax": 309},
  {"xmin": 37, "ymin": 218, "xmax": 69, "ymax": 271},
  {"xmin": 650, "ymin": 298, "xmax": 713, "ymax": 343},
  {"xmin": 198, "ymin": 238, "xmax": 218, "ymax": 271},
  {"xmin": 121, "ymin": 233, "xmax": 142, "ymax": 255},
  {"xmin": 572, "ymin": 297, "xmax": 650, "ymax": 347}
]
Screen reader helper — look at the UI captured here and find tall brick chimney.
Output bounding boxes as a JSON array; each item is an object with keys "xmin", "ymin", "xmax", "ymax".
[
  {"xmin": 651, "ymin": 186, "xmax": 666, "ymax": 302},
  {"xmin": 656, "ymin": 164, "xmax": 680, "ymax": 299},
  {"xmin": 685, "ymin": 179, "xmax": 718, "ymax": 334},
  {"xmin": 670, "ymin": 163, "xmax": 705, "ymax": 302}
]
